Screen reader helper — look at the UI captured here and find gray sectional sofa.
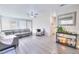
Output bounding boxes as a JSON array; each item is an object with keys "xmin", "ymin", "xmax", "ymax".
[
  {"xmin": 0, "ymin": 29, "xmax": 32, "ymax": 53},
  {"xmin": 0, "ymin": 37, "xmax": 18, "ymax": 51},
  {"xmin": 2, "ymin": 29, "xmax": 32, "ymax": 38}
]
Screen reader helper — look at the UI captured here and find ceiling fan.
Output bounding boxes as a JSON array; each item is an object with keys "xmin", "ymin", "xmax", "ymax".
[{"xmin": 26, "ymin": 9, "xmax": 39, "ymax": 18}]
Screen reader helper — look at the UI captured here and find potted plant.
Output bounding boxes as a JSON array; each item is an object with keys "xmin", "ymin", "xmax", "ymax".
[{"xmin": 57, "ymin": 26, "xmax": 64, "ymax": 33}]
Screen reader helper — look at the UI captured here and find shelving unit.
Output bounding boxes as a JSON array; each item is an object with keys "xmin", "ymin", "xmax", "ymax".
[{"xmin": 56, "ymin": 32, "xmax": 77, "ymax": 48}]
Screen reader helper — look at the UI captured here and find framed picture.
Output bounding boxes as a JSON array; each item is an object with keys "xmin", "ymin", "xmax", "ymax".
[{"xmin": 58, "ymin": 12, "xmax": 76, "ymax": 26}]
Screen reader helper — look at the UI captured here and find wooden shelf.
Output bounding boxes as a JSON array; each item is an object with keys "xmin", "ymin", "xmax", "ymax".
[{"xmin": 56, "ymin": 32, "xmax": 77, "ymax": 48}]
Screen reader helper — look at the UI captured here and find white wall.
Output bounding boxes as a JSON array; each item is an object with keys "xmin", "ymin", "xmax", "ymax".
[
  {"xmin": 55, "ymin": 5, "xmax": 79, "ymax": 34},
  {"xmin": 33, "ymin": 12, "xmax": 50, "ymax": 35}
]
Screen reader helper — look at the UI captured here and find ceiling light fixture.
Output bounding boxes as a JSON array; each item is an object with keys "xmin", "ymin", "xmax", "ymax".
[{"xmin": 26, "ymin": 9, "xmax": 39, "ymax": 18}]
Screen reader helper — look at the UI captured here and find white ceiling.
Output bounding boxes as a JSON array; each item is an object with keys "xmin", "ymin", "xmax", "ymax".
[{"xmin": 0, "ymin": 4, "xmax": 73, "ymax": 19}]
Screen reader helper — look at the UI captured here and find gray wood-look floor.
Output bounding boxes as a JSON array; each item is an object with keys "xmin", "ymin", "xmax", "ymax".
[
  {"xmin": 16, "ymin": 35, "xmax": 56, "ymax": 54},
  {"xmin": 15, "ymin": 35, "xmax": 79, "ymax": 54}
]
